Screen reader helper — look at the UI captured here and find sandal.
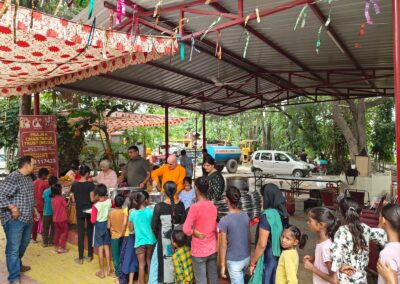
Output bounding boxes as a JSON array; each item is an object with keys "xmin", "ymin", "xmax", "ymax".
[
  {"xmin": 74, "ymin": 258, "xmax": 83, "ymax": 265},
  {"xmin": 107, "ymin": 270, "xmax": 115, "ymax": 277},
  {"xmin": 95, "ymin": 271, "xmax": 105, "ymax": 279},
  {"xmin": 57, "ymin": 248, "xmax": 69, "ymax": 254},
  {"xmin": 84, "ymin": 256, "xmax": 93, "ymax": 262}
]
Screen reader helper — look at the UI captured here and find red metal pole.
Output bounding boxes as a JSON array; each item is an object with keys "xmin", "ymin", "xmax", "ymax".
[
  {"xmin": 165, "ymin": 106, "xmax": 169, "ymax": 159},
  {"xmin": 238, "ymin": 0, "xmax": 243, "ymax": 18},
  {"xmin": 394, "ymin": 0, "xmax": 400, "ymax": 204},
  {"xmin": 202, "ymin": 112, "xmax": 206, "ymax": 149},
  {"xmin": 33, "ymin": 93, "xmax": 39, "ymax": 115}
]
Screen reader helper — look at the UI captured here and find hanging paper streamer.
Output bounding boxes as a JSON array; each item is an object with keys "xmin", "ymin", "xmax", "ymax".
[
  {"xmin": 217, "ymin": 45, "xmax": 222, "ymax": 60},
  {"xmin": 315, "ymin": 25, "xmax": 322, "ymax": 53},
  {"xmin": 30, "ymin": 0, "xmax": 35, "ymax": 28},
  {"xmin": 364, "ymin": 0, "xmax": 380, "ymax": 25},
  {"xmin": 153, "ymin": 0, "xmax": 163, "ymax": 18},
  {"xmin": 244, "ymin": 15, "xmax": 250, "ymax": 26},
  {"xmin": 189, "ymin": 34, "xmax": 200, "ymax": 61},
  {"xmin": 325, "ymin": 0, "xmax": 332, "ymax": 27},
  {"xmin": 88, "ymin": 0, "xmax": 94, "ymax": 19},
  {"xmin": 109, "ymin": 9, "xmax": 114, "ymax": 32},
  {"xmin": 87, "ymin": 17, "xmax": 96, "ymax": 47},
  {"xmin": 0, "ymin": 0, "xmax": 11, "ymax": 20},
  {"xmin": 116, "ymin": 0, "xmax": 125, "ymax": 25},
  {"xmin": 355, "ymin": 23, "xmax": 365, "ymax": 49},
  {"xmin": 200, "ymin": 16, "xmax": 221, "ymax": 40},
  {"xmin": 294, "ymin": 5, "xmax": 308, "ymax": 30},
  {"xmin": 215, "ymin": 31, "xmax": 221, "ymax": 57},
  {"xmin": 255, "ymin": 7, "xmax": 260, "ymax": 23},
  {"xmin": 243, "ymin": 31, "xmax": 250, "ymax": 58},
  {"xmin": 175, "ymin": 35, "xmax": 185, "ymax": 61},
  {"xmin": 13, "ymin": 0, "xmax": 19, "ymax": 43}
]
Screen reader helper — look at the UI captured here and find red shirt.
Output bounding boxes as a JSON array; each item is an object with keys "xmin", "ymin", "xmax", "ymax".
[
  {"xmin": 51, "ymin": 195, "xmax": 68, "ymax": 223},
  {"xmin": 33, "ymin": 179, "xmax": 49, "ymax": 212}
]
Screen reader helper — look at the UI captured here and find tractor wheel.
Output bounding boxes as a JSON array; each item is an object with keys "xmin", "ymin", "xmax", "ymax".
[{"xmin": 226, "ymin": 159, "xmax": 239, "ymax": 173}]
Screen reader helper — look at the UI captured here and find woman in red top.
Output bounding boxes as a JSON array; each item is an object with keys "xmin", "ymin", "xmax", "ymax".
[
  {"xmin": 32, "ymin": 168, "xmax": 50, "ymax": 242},
  {"xmin": 51, "ymin": 183, "xmax": 69, "ymax": 254}
]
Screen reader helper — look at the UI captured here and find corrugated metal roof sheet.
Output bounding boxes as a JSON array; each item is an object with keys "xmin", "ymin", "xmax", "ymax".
[{"xmin": 62, "ymin": 0, "xmax": 393, "ymax": 115}]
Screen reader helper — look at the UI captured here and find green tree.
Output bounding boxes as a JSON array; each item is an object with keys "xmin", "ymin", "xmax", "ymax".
[{"xmin": 370, "ymin": 99, "xmax": 395, "ymax": 162}]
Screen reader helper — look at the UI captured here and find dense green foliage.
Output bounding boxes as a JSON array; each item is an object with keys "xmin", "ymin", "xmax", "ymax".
[{"xmin": 370, "ymin": 99, "xmax": 395, "ymax": 162}]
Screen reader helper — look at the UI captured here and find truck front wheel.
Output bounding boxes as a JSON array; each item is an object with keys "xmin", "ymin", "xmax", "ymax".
[{"xmin": 226, "ymin": 159, "xmax": 239, "ymax": 173}]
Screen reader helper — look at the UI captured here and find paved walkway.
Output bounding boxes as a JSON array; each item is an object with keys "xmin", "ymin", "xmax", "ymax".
[{"xmin": 0, "ymin": 230, "xmax": 117, "ymax": 284}]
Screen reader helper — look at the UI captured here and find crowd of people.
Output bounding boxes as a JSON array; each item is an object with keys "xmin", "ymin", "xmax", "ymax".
[{"xmin": 1, "ymin": 150, "xmax": 400, "ymax": 284}]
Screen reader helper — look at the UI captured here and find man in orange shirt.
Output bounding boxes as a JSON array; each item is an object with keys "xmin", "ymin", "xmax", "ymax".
[{"xmin": 151, "ymin": 155, "xmax": 186, "ymax": 195}]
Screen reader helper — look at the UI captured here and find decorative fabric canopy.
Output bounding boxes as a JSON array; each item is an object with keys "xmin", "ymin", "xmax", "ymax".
[
  {"xmin": 0, "ymin": 3, "xmax": 177, "ymax": 97},
  {"xmin": 68, "ymin": 112, "xmax": 188, "ymax": 133}
]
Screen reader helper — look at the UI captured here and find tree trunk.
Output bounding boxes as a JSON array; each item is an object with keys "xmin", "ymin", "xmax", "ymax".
[
  {"xmin": 266, "ymin": 120, "xmax": 272, "ymax": 150},
  {"xmin": 20, "ymin": 95, "xmax": 31, "ymax": 115},
  {"xmin": 332, "ymin": 100, "xmax": 359, "ymax": 161}
]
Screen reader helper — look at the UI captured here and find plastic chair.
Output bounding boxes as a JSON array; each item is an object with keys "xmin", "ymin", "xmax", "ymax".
[
  {"xmin": 361, "ymin": 194, "xmax": 386, "ymax": 219},
  {"xmin": 320, "ymin": 190, "xmax": 337, "ymax": 211}
]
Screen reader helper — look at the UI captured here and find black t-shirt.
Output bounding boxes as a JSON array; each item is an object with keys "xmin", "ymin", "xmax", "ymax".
[
  {"xmin": 299, "ymin": 152, "xmax": 307, "ymax": 162},
  {"xmin": 71, "ymin": 181, "xmax": 95, "ymax": 218}
]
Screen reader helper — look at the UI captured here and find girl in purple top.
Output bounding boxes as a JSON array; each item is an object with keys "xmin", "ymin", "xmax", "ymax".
[
  {"xmin": 303, "ymin": 207, "xmax": 338, "ymax": 284},
  {"xmin": 219, "ymin": 187, "xmax": 250, "ymax": 284},
  {"xmin": 377, "ymin": 203, "xmax": 400, "ymax": 284}
]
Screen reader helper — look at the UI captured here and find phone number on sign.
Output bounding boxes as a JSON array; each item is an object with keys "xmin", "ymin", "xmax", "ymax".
[{"xmin": 35, "ymin": 159, "xmax": 57, "ymax": 165}]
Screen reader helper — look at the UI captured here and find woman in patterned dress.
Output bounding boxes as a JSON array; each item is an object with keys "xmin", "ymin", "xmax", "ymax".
[
  {"xmin": 331, "ymin": 197, "xmax": 387, "ymax": 283},
  {"xmin": 203, "ymin": 156, "xmax": 225, "ymax": 203}
]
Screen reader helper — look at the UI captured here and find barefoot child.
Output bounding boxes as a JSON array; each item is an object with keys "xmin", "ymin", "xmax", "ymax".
[
  {"xmin": 129, "ymin": 191, "xmax": 156, "ymax": 284},
  {"xmin": 276, "ymin": 225, "xmax": 308, "ymax": 284},
  {"xmin": 91, "ymin": 184, "xmax": 113, "ymax": 278},
  {"xmin": 303, "ymin": 207, "xmax": 338, "ymax": 284},
  {"xmin": 119, "ymin": 193, "xmax": 139, "ymax": 284},
  {"xmin": 108, "ymin": 194, "xmax": 125, "ymax": 278},
  {"xmin": 376, "ymin": 203, "xmax": 400, "ymax": 284},
  {"xmin": 50, "ymin": 183, "xmax": 69, "ymax": 254}
]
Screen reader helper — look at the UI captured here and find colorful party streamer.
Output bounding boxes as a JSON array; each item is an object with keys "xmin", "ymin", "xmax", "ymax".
[
  {"xmin": 88, "ymin": 0, "xmax": 94, "ymax": 19},
  {"xmin": 364, "ymin": 0, "xmax": 381, "ymax": 25},
  {"xmin": 189, "ymin": 34, "xmax": 200, "ymax": 61},
  {"xmin": 116, "ymin": 0, "xmax": 125, "ymax": 25},
  {"xmin": 243, "ymin": 31, "xmax": 250, "ymax": 58},
  {"xmin": 315, "ymin": 25, "xmax": 322, "ymax": 53},
  {"xmin": 255, "ymin": 7, "xmax": 260, "ymax": 23},
  {"xmin": 200, "ymin": 16, "xmax": 221, "ymax": 41},
  {"xmin": 0, "ymin": 0, "xmax": 11, "ymax": 20},
  {"xmin": 87, "ymin": 17, "xmax": 96, "ymax": 46},
  {"xmin": 294, "ymin": 5, "xmax": 307, "ymax": 30}
]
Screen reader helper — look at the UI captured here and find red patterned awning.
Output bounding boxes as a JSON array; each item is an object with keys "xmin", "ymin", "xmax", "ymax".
[
  {"xmin": 68, "ymin": 112, "xmax": 188, "ymax": 133},
  {"xmin": 0, "ymin": 3, "xmax": 177, "ymax": 97}
]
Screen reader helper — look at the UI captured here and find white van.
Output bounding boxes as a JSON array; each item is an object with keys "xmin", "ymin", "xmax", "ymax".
[{"xmin": 251, "ymin": 150, "xmax": 311, "ymax": 177}]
